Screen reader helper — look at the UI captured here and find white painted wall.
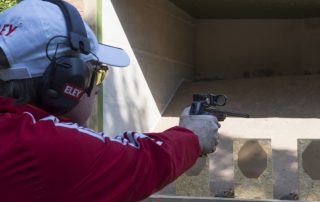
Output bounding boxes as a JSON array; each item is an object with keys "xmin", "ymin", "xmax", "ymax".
[
  {"xmin": 100, "ymin": 0, "xmax": 158, "ymax": 135},
  {"xmin": 100, "ymin": 0, "xmax": 195, "ymax": 135},
  {"xmin": 111, "ymin": 0, "xmax": 196, "ymax": 113}
]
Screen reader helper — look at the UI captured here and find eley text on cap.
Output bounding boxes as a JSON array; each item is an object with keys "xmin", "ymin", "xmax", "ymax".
[{"xmin": 0, "ymin": 0, "xmax": 130, "ymax": 81}]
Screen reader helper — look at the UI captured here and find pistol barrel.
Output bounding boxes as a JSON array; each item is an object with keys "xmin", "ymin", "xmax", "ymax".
[
  {"xmin": 203, "ymin": 106, "xmax": 249, "ymax": 121},
  {"xmin": 225, "ymin": 111, "xmax": 250, "ymax": 118}
]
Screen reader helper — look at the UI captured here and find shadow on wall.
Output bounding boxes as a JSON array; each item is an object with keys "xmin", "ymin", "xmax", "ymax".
[
  {"xmin": 98, "ymin": 0, "xmax": 162, "ymax": 135},
  {"xmin": 163, "ymin": 74, "xmax": 320, "ymax": 119},
  {"xmin": 103, "ymin": 67, "xmax": 150, "ymax": 135},
  {"xmin": 110, "ymin": 0, "xmax": 195, "ymax": 114},
  {"xmin": 210, "ymin": 134, "xmax": 299, "ymax": 199}
]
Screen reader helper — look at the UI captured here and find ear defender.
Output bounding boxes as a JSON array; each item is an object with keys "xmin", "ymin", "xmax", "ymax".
[
  {"xmin": 39, "ymin": 56, "xmax": 90, "ymax": 115},
  {"xmin": 38, "ymin": 0, "xmax": 92, "ymax": 114}
]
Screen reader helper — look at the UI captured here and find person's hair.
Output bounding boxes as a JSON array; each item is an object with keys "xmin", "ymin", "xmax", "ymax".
[{"xmin": 0, "ymin": 48, "xmax": 41, "ymax": 104}]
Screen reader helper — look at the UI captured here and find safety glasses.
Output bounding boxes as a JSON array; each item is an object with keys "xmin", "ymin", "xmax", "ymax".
[
  {"xmin": 85, "ymin": 62, "xmax": 109, "ymax": 96},
  {"xmin": 94, "ymin": 63, "xmax": 108, "ymax": 86}
]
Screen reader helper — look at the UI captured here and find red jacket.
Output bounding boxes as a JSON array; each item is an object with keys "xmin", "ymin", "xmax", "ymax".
[{"xmin": 0, "ymin": 97, "xmax": 200, "ymax": 202}]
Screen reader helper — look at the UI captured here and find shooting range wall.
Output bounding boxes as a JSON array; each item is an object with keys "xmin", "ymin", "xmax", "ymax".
[
  {"xmin": 100, "ymin": 0, "xmax": 320, "ymax": 135},
  {"xmin": 111, "ymin": 0, "xmax": 196, "ymax": 105},
  {"xmin": 196, "ymin": 19, "xmax": 320, "ymax": 80},
  {"xmin": 99, "ymin": 0, "xmax": 196, "ymax": 134}
]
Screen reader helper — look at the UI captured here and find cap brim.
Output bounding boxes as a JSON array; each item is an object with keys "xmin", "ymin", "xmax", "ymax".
[{"xmin": 96, "ymin": 43, "xmax": 130, "ymax": 67}]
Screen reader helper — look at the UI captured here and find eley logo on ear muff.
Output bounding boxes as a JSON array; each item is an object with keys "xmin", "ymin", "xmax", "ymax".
[{"xmin": 63, "ymin": 83, "xmax": 84, "ymax": 99}]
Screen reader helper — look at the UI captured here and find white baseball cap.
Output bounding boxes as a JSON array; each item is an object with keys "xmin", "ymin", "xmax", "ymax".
[{"xmin": 0, "ymin": 0, "xmax": 130, "ymax": 81}]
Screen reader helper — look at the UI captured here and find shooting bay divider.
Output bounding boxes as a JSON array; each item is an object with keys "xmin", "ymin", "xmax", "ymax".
[
  {"xmin": 234, "ymin": 139, "xmax": 272, "ymax": 199},
  {"xmin": 176, "ymin": 157, "xmax": 210, "ymax": 197},
  {"xmin": 169, "ymin": 93, "xmax": 319, "ymax": 201},
  {"xmin": 298, "ymin": 139, "xmax": 320, "ymax": 201},
  {"xmin": 173, "ymin": 139, "xmax": 320, "ymax": 201}
]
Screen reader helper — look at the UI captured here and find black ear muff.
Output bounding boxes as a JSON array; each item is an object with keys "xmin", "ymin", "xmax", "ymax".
[
  {"xmin": 38, "ymin": 0, "xmax": 92, "ymax": 114},
  {"xmin": 0, "ymin": 48, "xmax": 9, "ymax": 68},
  {"xmin": 39, "ymin": 56, "xmax": 90, "ymax": 114}
]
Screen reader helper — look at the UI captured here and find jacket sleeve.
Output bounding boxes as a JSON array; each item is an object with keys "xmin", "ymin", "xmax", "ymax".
[
  {"xmin": 34, "ymin": 122, "xmax": 200, "ymax": 202},
  {"xmin": 109, "ymin": 126, "xmax": 201, "ymax": 201}
]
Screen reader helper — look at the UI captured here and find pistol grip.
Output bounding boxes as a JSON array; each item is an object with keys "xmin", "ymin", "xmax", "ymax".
[{"xmin": 190, "ymin": 102, "xmax": 201, "ymax": 115}]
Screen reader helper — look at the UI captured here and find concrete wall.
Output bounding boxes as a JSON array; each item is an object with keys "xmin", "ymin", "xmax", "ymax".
[
  {"xmin": 111, "ymin": 0, "xmax": 196, "ymax": 113},
  {"xmin": 100, "ymin": 0, "xmax": 195, "ymax": 134},
  {"xmin": 196, "ymin": 19, "xmax": 320, "ymax": 80},
  {"xmin": 301, "ymin": 18, "xmax": 320, "ymax": 74}
]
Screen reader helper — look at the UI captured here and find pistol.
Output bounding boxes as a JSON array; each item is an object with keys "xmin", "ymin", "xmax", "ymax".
[{"xmin": 189, "ymin": 93, "xmax": 249, "ymax": 121}]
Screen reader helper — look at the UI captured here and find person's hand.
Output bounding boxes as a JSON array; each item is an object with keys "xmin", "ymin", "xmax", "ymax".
[{"xmin": 179, "ymin": 106, "xmax": 220, "ymax": 156}]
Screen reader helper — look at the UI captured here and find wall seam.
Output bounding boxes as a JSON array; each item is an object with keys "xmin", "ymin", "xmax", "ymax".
[
  {"xmin": 150, "ymin": 78, "xmax": 186, "ymax": 131},
  {"xmin": 146, "ymin": 4, "xmax": 195, "ymax": 26},
  {"xmin": 134, "ymin": 48, "xmax": 194, "ymax": 67}
]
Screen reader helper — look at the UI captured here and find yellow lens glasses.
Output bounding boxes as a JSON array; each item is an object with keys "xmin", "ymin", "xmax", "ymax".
[
  {"xmin": 95, "ymin": 65, "xmax": 108, "ymax": 86},
  {"xmin": 85, "ymin": 62, "xmax": 109, "ymax": 96},
  {"xmin": 96, "ymin": 65, "xmax": 108, "ymax": 86}
]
